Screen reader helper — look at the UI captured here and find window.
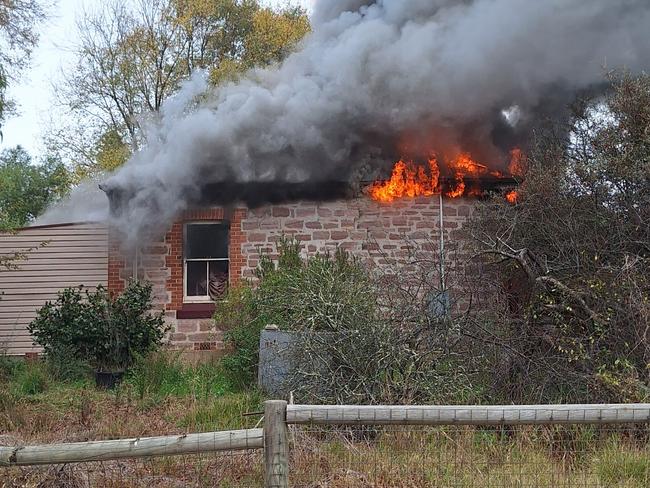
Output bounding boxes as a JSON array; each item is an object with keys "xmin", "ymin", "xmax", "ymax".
[{"xmin": 184, "ymin": 222, "xmax": 229, "ymax": 301}]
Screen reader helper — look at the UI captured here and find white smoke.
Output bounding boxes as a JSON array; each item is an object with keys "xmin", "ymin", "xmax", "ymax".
[
  {"xmin": 100, "ymin": 0, "xmax": 650, "ymax": 242},
  {"xmin": 34, "ymin": 181, "xmax": 109, "ymax": 226}
]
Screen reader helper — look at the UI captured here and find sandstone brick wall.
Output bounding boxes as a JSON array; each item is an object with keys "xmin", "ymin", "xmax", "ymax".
[
  {"xmin": 108, "ymin": 196, "xmax": 475, "ymax": 350},
  {"xmin": 239, "ymin": 196, "xmax": 473, "ymax": 278}
]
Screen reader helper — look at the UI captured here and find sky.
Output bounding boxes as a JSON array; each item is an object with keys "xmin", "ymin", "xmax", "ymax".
[{"xmin": 0, "ymin": 0, "xmax": 315, "ymax": 157}]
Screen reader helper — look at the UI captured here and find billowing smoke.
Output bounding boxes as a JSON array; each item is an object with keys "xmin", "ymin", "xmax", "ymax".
[{"xmin": 102, "ymin": 0, "xmax": 650, "ymax": 242}]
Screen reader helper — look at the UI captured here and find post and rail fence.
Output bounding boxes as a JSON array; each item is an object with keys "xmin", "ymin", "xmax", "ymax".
[{"xmin": 2, "ymin": 402, "xmax": 650, "ymax": 487}]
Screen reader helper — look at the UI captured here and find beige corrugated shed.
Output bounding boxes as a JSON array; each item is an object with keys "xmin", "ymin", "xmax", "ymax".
[{"xmin": 0, "ymin": 222, "xmax": 108, "ymax": 355}]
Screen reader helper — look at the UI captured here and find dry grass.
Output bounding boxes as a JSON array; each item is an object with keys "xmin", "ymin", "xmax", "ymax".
[
  {"xmin": 0, "ymin": 385, "xmax": 266, "ymax": 487},
  {"xmin": 1, "ymin": 360, "xmax": 649, "ymax": 487},
  {"xmin": 288, "ymin": 426, "xmax": 650, "ymax": 488}
]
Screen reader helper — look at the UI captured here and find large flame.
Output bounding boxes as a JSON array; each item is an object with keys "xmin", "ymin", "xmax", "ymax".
[
  {"xmin": 370, "ymin": 151, "xmax": 519, "ymax": 202},
  {"xmin": 369, "ymin": 158, "xmax": 440, "ymax": 203}
]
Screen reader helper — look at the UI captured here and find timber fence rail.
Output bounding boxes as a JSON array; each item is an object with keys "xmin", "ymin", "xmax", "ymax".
[
  {"xmin": 286, "ymin": 403, "xmax": 650, "ymax": 425},
  {"xmin": 2, "ymin": 402, "xmax": 650, "ymax": 487},
  {"xmin": 0, "ymin": 428, "xmax": 264, "ymax": 466}
]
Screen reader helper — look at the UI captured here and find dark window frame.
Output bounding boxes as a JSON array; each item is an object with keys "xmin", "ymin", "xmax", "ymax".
[{"xmin": 183, "ymin": 221, "xmax": 229, "ymax": 303}]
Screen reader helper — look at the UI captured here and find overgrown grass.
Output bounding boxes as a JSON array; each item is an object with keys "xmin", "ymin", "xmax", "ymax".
[
  {"xmin": 0, "ymin": 351, "xmax": 260, "ymax": 438},
  {"xmin": 1, "ymin": 355, "xmax": 649, "ymax": 487},
  {"xmin": 177, "ymin": 389, "xmax": 264, "ymax": 431},
  {"xmin": 289, "ymin": 427, "xmax": 650, "ymax": 488},
  {"xmin": 125, "ymin": 351, "xmax": 234, "ymax": 401}
]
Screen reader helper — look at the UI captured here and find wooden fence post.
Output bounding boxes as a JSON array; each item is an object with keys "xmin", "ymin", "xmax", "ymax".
[{"xmin": 264, "ymin": 400, "xmax": 289, "ymax": 488}]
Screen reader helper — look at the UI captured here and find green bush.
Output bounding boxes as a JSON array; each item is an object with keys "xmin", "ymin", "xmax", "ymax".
[
  {"xmin": 216, "ymin": 236, "xmax": 467, "ymax": 404},
  {"xmin": 215, "ymin": 236, "xmax": 373, "ymax": 388},
  {"xmin": 215, "ymin": 286, "xmax": 262, "ymax": 388},
  {"xmin": 28, "ymin": 281, "xmax": 169, "ymax": 372}
]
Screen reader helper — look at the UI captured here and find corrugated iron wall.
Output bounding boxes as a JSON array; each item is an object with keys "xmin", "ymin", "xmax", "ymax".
[{"xmin": 0, "ymin": 222, "xmax": 108, "ymax": 355}]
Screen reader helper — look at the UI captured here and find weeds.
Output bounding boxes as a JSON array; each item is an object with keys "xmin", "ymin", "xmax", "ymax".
[
  {"xmin": 596, "ymin": 439, "xmax": 650, "ymax": 486},
  {"xmin": 126, "ymin": 351, "xmax": 234, "ymax": 402},
  {"xmin": 10, "ymin": 360, "xmax": 49, "ymax": 396},
  {"xmin": 177, "ymin": 390, "xmax": 263, "ymax": 431}
]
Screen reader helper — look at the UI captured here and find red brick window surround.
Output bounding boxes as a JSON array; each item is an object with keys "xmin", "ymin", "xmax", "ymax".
[{"xmin": 166, "ymin": 208, "xmax": 245, "ymax": 318}]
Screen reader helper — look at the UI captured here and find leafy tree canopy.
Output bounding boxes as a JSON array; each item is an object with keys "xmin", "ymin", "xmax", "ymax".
[
  {"xmin": 52, "ymin": 0, "xmax": 310, "ymax": 176},
  {"xmin": 0, "ymin": 146, "xmax": 71, "ymax": 231}
]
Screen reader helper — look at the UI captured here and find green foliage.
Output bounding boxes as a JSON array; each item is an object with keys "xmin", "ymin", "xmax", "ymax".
[
  {"xmin": 216, "ymin": 236, "xmax": 375, "ymax": 387},
  {"xmin": 44, "ymin": 345, "xmax": 92, "ymax": 383},
  {"xmin": 177, "ymin": 390, "xmax": 263, "ymax": 431},
  {"xmin": 11, "ymin": 360, "xmax": 49, "ymax": 396},
  {"xmin": 126, "ymin": 352, "xmax": 233, "ymax": 401},
  {"xmin": 0, "ymin": 146, "xmax": 71, "ymax": 230},
  {"xmin": 596, "ymin": 440, "xmax": 650, "ymax": 487},
  {"xmin": 215, "ymin": 285, "xmax": 262, "ymax": 387},
  {"xmin": 217, "ymin": 236, "xmax": 469, "ymax": 404},
  {"xmin": 28, "ymin": 281, "xmax": 169, "ymax": 372},
  {"xmin": 0, "ymin": 353, "xmax": 25, "ymax": 382}
]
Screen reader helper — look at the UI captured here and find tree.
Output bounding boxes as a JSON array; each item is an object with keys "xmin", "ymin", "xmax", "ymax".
[
  {"xmin": 0, "ymin": 0, "xmax": 46, "ymax": 133},
  {"xmin": 0, "ymin": 146, "xmax": 71, "ymax": 231},
  {"xmin": 71, "ymin": 128, "xmax": 131, "ymax": 180},
  {"xmin": 52, "ymin": 0, "xmax": 309, "ymax": 174},
  {"xmin": 469, "ymin": 72, "xmax": 650, "ymax": 403}
]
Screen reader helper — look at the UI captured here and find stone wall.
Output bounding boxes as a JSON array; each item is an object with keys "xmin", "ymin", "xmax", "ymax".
[
  {"xmin": 108, "ymin": 196, "xmax": 475, "ymax": 351},
  {"xmin": 239, "ymin": 196, "xmax": 473, "ymax": 278}
]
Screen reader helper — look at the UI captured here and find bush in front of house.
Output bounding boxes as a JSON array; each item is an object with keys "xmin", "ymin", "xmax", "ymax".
[
  {"xmin": 216, "ymin": 236, "xmax": 471, "ymax": 404},
  {"xmin": 28, "ymin": 280, "xmax": 169, "ymax": 374}
]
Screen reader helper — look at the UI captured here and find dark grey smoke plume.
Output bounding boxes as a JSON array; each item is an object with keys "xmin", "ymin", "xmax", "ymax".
[{"xmin": 103, "ymin": 0, "xmax": 650, "ymax": 241}]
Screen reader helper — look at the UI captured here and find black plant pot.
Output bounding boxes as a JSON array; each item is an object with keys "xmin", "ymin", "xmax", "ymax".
[{"xmin": 94, "ymin": 370, "xmax": 125, "ymax": 389}]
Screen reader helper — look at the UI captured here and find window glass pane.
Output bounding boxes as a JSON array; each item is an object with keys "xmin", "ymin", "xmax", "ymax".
[
  {"xmin": 186, "ymin": 261, "xmax": 208, "ymax": 296},
  {"xmin": 208, "ymin": 261, "xmax": 229, "ymax": 300},
  {"xmin": 185, "ymin": 223, "xmax": 229, "ymax": 259}
]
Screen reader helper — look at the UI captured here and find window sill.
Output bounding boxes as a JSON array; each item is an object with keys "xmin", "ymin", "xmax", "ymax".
[{"xmin": 177, "ymin": 303, "xmax": 216, "ymax": 319}]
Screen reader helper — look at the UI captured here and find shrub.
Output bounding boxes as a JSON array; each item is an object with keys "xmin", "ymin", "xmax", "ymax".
[
  {"xmin": 469, "ymin": 72, "xmax": 650, "ymax": 403},
  {"xmin": 217, "ymin": 236, "xmax": 470, "ymax": 404},
  {"xmin": 29, "ymin": 280, "xmax": 169, "ymax": 372},
  {"xmin": 215, "ymin": 236, "xmax": 376, "ymax": 388},
  {"xmin": 216, "ymin": 286, "xmax": 262, "ymax": 388}
]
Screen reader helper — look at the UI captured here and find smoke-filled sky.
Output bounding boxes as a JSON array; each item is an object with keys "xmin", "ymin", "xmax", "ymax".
[{"xmin": 45, "ymin": 0, "xmax": 650, "ymax": 239}]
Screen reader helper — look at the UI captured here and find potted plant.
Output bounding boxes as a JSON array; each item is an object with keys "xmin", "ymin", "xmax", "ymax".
[
  {"xmin": 91, "ymin": 316, "xmax": 129, "ymax": 389},
  {"xmin": 29, "ymin": 281, "xmax": 169, "ymax": 389}
]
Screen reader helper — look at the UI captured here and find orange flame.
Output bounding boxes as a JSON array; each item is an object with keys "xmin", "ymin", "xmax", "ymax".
[
  {"xmin": 369, "ymin": 149, "xmax": 522, "ymax": 202},
  {"xmin": 505, "ymin": 190, "xmax": 518, "ymax": 204},
  {"xmin": 508, "ymin": 148, "xmax": 526, "ymax": 177},
  {"xmin": 369, "ymin": 158, "xmax": 439, "ymax": 203},
  {"xmin": 445, "ymin": 153, "xmax": 498, "ymax": 197}
]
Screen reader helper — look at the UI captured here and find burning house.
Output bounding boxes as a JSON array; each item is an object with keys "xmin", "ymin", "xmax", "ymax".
[
  {"xmin": 103, "ymin": 154, "xmax": 518, "ymax": 355},
  {"xmin": 3, "ymin": 0, "xmax": 649, "ymax": 356}
]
